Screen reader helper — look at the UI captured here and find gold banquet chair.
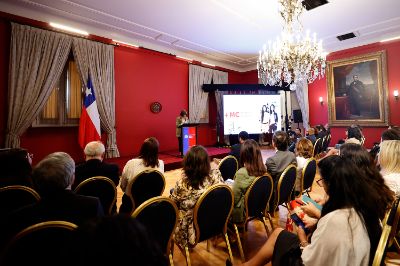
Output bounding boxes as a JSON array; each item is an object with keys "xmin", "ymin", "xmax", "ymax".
[
  {"xmin": 373, "ymin": 198, "xmax": 400, "ymax": 266},
  {"xmin": 184, "ymin": 184, "xmax": 234, "ymax": 266},
  {"xmin": 233, "ymin": 174, "xmax": 274, "ymax": 262},
  {"xmin": 0, "ymin": 185, "xmax": 40, "ymax": 215},
  {"xmin": 300, "ymin": 158, "xmax": 317, "ymax": 197},
  {"xmin": 132, "ymin": 196, "xmax": 178, "ymax": 266},
  {"xmin": 218, "ymin": 155, "xmax": 239, "ymax": 181},
  {"xmin": 271, "ymin": 164, "xmax": 297, "ymax": 212},
  {"xmin": 0, "ymin": 221, "xmax": 78, "ymax": 266},
  {"xmin": 74, "ymin": 176, "xmax": 117, "ymax": 215},
  {"xmin": 123, "ymin": 170, "xmax": 166, "ymax": 214}
]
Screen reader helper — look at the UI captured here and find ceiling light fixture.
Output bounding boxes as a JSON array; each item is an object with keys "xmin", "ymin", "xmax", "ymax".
[
  {"xmin": 112, "ymin": 40, "xmax": 139, "ymax": 48},
  {"xmin": 257, "ymin": 0, "xmax": 326, "ymax": 89},
  {"xmin": 49, "ymin": 22, "xmax": 89, "ymax": 36}
]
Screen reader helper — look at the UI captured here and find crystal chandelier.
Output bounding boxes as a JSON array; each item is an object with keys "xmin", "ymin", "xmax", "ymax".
[{"xmin": 257, "ymin": 0, "xmax": 326, "ymax": 88}]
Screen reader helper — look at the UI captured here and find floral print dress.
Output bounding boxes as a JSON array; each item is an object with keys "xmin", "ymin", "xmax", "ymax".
[{"xmin": 170, "ymin": 168, "xmax": 223, "ymax": 248}]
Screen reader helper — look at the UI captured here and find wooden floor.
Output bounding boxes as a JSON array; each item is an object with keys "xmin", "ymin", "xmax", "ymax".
[{"xmin": 115, "ymin": 148, "xmax": 400, "ymax": 265}]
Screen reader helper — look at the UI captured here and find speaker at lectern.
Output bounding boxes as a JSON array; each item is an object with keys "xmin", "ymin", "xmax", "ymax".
[{"xmin": 178, "ymin": 123, "xmax": 199, "ymax": 155}]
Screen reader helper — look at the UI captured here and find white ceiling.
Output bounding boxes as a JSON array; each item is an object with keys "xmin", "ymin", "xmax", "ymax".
[{"xmin": 1, "ymin": 0, "xmax": 400, "ymax": 72}]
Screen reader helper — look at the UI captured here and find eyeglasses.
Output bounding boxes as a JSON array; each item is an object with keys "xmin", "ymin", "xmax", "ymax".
[{"xmin": 316, "ymin": 178, "xmax": 324, "ymax": 187}]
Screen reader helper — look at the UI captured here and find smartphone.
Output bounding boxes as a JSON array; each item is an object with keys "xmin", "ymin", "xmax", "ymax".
[
  {"xmin": 335, "ymin": 143, "xmax": 342, "ymax": 149},
  {"xmin": 290, "ymin": 213, "xmax": 309, "ymax": 234}
]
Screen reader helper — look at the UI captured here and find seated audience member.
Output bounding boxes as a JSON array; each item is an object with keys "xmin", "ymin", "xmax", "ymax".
[
  {"xmin": 288, "ymin": 128, "xmax": 302, "ymax": 152},
  {"xmin": 370, "ymin": 129, "xmax": 400, "ymax": 163},
  {"xmin": 316, "ymin": 124, "xmax": 327, "ymax": 139},
  {"xmin": 119, "ymin": 137, "xmax": 164, "ymax": 213},
  {"xmin": 345, "ymin": 125, "xmax": 363, "ymax": 144},
  {"xmin": 340, "ymin": 143, "xmax": 393, "ymax": 200},
  {"xmin": 294, "ymin": 138, "xmax": 314, "ymax": 193},
  {"xmin": 2, "ymin": 152, "xmax": 103, "ymax": 246},
  {"xmin": 74, "ymin": 215, "xmax": 168, "ymax": 266},
  {"xmin": 378, "ymin": 140, "xmax": 400, "ymax": 197},
  {"xmin": 305, "ymin": 128, "xmax": 316, "ymax": 145},
  {"xmin": 242, "ymin": 156, "xmax": 393, "ymax": 266},
  {"xmin": 170, "ymin": 145, "xmax": 223, "ymax": 248},
  {"xmin": 265, "ymin": 131, "xmax": 296, "ymax": 184},
  {"xmin": 232, "ymin": 139, "xmax": 267, "ymax": 224},
  {"xmin": 74, "ymin": 141, "xmax": 120, "ymax": 190},
  {"xmin": 0, "ymin": 148, "xmax": 33, "ymax": 188},
  {"xmin": 382, "ymin": 128, "xmax": 400, "ymax": 141},
  {"xmin": 229, "ymin": 131, "xmax": 249, "ymax": 163}
]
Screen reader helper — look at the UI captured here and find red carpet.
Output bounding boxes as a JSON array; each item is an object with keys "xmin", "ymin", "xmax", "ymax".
[{"xmin": 106, "ymin": 146, "xmax": 231, "ymax": 172}]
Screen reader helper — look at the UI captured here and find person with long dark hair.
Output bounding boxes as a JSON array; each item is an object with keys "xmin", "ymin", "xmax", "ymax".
[
  {"xmin": 170, "ymin": 145, "xmax": 223, "ymax": 248},
  {"xmin": 231, "ymin": 139, "xmax": 267, "ymax": 223},
  {"xmin": 241, "ymin": 155, "xmax": 394, "ymax": 266},
  {"xmin": 119, "ymin": 137, "xmax": 164, "ymax": 213},
  {"xmin": 0, "ymin": 148, "xmax": 33, "ymax": 188}
]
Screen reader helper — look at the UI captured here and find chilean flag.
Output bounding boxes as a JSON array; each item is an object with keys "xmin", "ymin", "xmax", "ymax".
[{"xmin": 78, "ymin": 76, "xmax": 101, "ymax": 149}]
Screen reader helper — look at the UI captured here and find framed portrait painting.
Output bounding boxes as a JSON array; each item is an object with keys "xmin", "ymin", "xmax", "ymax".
[{"xmin": 326, "ymin": 51, "xmax": 389, "ymax": 127}]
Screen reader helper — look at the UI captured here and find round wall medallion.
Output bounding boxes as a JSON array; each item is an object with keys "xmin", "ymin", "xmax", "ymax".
[{"xmin": 150, "ymin": 102, "xmax": 162, "ymax": 113}]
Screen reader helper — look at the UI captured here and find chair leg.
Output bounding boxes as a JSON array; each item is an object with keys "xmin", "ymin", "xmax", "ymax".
[
  {"xmin": 169, "ymin": 253, "xmax": 174, "ymax": 266},
  {"xmin": 185, "ymin": 246, "xmax": 191, "ymax": 266},
  {"xmin": 234, "ymin": 225, "xmax": 245, "ymax": 262},
  {"xmin": 206, "ymin": 239, "xmax": 211, "ymax": 252},
  {"xmin": 266, "ymin": 212, "xmax": 274, "ymax": 230},
  {"xmin": 224, "ymin": 233, "xmax": 234, "ymax": 264},
  {"xmin": 262, "ymin": 216, "xmax": 271, "ymax": 236}
]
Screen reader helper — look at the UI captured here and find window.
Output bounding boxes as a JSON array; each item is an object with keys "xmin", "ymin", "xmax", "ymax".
[{"xmin": 33, "ymin": 53, "xmax": 82, "ymax": 127}]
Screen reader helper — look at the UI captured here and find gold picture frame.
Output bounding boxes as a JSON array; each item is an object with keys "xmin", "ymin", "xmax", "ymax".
[{"xmin": 327, "ymin": 51, "xmax": 389, "ymax": 127}]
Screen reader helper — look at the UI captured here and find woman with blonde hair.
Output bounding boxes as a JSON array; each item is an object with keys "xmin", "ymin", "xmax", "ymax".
[
  {"xmin": 379, "ymin": 140, "xmax": 400, "ymax": 197},
  {"xmin": 294, "ymin": 138, "xmax": 314, "ymax": 193},
  {"xmin": 232, "ymin": 139, "xmax": 267, "ymax": 223}
]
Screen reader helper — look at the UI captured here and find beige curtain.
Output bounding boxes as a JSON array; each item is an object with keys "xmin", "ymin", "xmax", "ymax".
[
  {"xmin": 5, "ymin": 23, "xmax": 72, "ymax": 148},
  {"xmin": 293, "ymin": 80, "xmax": 310, "ymax": 130},
  {"xmin": 188, "ymin": 65, "xmax": 213, "ymax": 123},
  {"xmin": 72, "ymin": 38, "xmax": 119, "ymax": 158},
  {"xmin": 212, "ymin": 69, "xmax": 228, "ymax": 144}
]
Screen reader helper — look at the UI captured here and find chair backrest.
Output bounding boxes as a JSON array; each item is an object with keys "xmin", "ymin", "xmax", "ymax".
[
  {"xmin": 132, "ymin": 196, "xmax": 178, "ymax": 254},
  {"xmin": 313, "ymin": 138, "xmax": 322, "ymax": 157},
  {"xmin": 129, "ymin": 170, "xmax": 165, "ymax": 211},
  {"xmin": 322, "ymin": 134, "xmax": 331, "ymax": 151},
  {"xmin": 244, "ymin": 174, "xmax": 274, "ymax": 219},
  {"xmin": 193, "ymin": 184, "xmax": 233, "ymax": 244},
  {"xmin": 373, "ymin": 198, "xmax": 400, "ymax": 266},
  {"xmin": 74, "ymin": 176, "xmax": 117, "ymax": 215},
  {"xmin": 0, "ymin": 185, "xmax": 40, "ymax": 215},
  {"xmin": 218, "ymin": 155, "xmax": 238, "ymax": 181},
  {"xmin": 275, "ymin": 165, "xmax": 297, "ymax": 210},
  {"xmin": 301, "ymin": 158, "xmax": 317, "ymax": 193},
  {"xmin": 0, "ymin": 221, "xmax": 77, "ymax": 266}
]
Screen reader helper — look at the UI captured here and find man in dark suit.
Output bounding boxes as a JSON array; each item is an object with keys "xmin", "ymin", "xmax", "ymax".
[
  {"xmin": 265, "ymin": 131, "xmax": 297, "ymax": 183},
  {"xmin": 74, "ymin": 141, "xmax": 120, "ymax": 190},
  {"xmin": 229, "ymin": 131, "xmax": 249, "ymax": 163},
  {"xmin": 2, "ymin": 152, "xmax": 103, "ymax": 248}
]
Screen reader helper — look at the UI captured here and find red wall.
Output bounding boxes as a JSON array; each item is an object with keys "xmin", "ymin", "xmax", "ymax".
[
  {"xmin": 309, "ymin": 40, "xmax": 400, "ymax": 148},
  {"xmin": 0, "ymin": 15, "xmax": 256, "ymax": 163}
]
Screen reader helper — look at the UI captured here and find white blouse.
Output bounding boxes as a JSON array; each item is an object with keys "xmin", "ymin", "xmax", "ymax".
[
  {"xmin": 382, "ymin": 172, "xmax": 400, "ymax": 198},
  {"xmin": 302, "ymin": 208, "xmax": 370, "ymax": 266},
  {"xmin": 120, "ymin": 158, "xmax": 164, "ymax": 193}
]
